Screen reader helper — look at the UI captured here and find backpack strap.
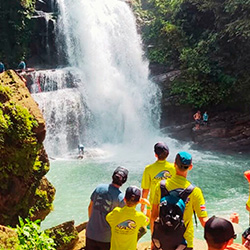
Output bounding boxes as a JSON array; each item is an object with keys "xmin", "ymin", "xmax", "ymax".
[
  {"xmin": 160, "ymin": 179, "xmax": 169, "ymax": 199},
  {"xmin": 179, "ymin": 184, "xmax": 195, "ymax": 201},
  {"xmin": 180, "ymin": 184, "xmax": 198, "ymax": 228}
]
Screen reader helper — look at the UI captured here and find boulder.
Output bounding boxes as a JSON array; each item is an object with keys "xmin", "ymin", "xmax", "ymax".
[
  {"xmin": 46, "ymin": 221, "xmax": 79, "ymax": 250},
  {"xmin": 0, "ymin": 225, "xmax": 18, "ymax": 249},
  {"xmin": 0, "ymin": 70, "xmax": 55, "ymax": 226}
]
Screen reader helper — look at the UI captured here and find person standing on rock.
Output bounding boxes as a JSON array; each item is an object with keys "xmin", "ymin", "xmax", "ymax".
[
  {"xmin": 0, "ymin": 62, "xmax": 5, "ymax": 73},
  {"xmin": 86, "ymin": 166, "xmax": 128, "ymax": 250},
  {"xmin": 17, "ymin": 60, "xmax": 26, "ymax": 71},
  {"xmin": 203, "ymin": 111, "xmax": 209, "ymax": 126},
  {"xmin": 141, "ymin": 142, "xmax": 175, "ymax": 218},
  {"xmin": 193, "ymin": 110, "xmax": 201, "ymax": 130}
]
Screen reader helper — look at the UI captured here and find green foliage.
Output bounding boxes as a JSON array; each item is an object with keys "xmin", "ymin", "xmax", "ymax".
[
  {"xmin": 16, "ymin": 217, "xmax": 56, "ymax": 250},
  {"xmin": 0, "ymin": 230, "xmax": 19, "ymax": 250},
  {"xmin": 29, "ymin": 186, "xmax": 54, "ymax": 219},
  {"xmin": 0, "ymin": 0, "xmax": 36, "ymax": 68},
  {"xmin": 139, "ymin": 0, "xmax": 250, "ymax": 109}
]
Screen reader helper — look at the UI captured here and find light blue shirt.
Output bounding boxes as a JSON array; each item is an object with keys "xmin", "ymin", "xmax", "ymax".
[{"xmin": 203, "ymin": 113, "xmax": 208, "ymax": 121}]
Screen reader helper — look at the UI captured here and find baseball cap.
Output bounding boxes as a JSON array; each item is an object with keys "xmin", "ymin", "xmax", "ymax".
[
  {"xmin": 125, "ymin": 186, "xmax": 141, "ymax": 202},
  {"xmin": 176, "ymin": 151, "xmax": 192, "ymax": 166},
  {"xmin": 205, "ymin": 216, "xmax": 242, "ymax": 244},
  {"xmin": 112, "ymin": 167, "xmax": 128, "ymax": 185},
  {"xmin": 154, "ymin": 142, "xmax": 169, "ymax": 156}
]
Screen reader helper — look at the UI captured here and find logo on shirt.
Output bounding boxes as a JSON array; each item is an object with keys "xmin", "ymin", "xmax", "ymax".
[
  {"xmin": 154, "ymin": 170, "xmax": 171, "ymax": 180},
  {"xmin": 94, "ymin": 193, "xmax": 113, "ymax": 213},
  {"xmin": 116, "ymin": 220, "xmax": 136, "ymax": 232}
]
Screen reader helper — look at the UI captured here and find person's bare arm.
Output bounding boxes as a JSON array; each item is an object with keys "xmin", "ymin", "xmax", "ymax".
[
  {"xmin": 151, "ymin": 204, "xmax": 159, "ymax": 233},
  {"xmin": 88, "ymin": 200, "xmax": 93, "ymax": 218},
  {"xmin": 141, "ymin": 189, "xmax": 149, "ymax": 212},
  {"xmin": 225, "ymin": 243, "xmax": 248, "ymax": 250},
  {"xmin": 199, "ymin": 216, "xmax": 208, "ymax": 227}
]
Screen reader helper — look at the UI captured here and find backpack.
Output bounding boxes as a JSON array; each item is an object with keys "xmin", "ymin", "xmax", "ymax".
[{"xmin": 152, "ymin": 180, "xmax": 195, "ymax": 250}]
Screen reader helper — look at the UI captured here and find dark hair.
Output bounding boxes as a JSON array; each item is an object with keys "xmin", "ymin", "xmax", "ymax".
[
  {"xmin": 157, "ymin": 151, "xmax": 169, "ymax": 160},
  {"xmin": 112, "ymin": 167, "xmax": 128, "ymax": 186},
  {"xmin": 126, "ymin": 200, "xmax": 139, "ymax": 207},
  {"xmin": 175, "ymin": 154, "xmax": 189, "ymax": 171}
]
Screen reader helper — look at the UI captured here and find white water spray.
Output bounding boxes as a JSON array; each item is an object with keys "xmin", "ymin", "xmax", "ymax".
[{"xmin": 32, "ymin": 0, "xmax": 162, "ymax": 156}]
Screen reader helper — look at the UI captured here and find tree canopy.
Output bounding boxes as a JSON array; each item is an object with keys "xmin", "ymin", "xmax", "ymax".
[
  {"xmin": 138, "ymin": 0, "xmax": 250, "ymax": 110},
  {"xmin": 0, "ymin": 0, "xmax": 36, "ymax": 68}
]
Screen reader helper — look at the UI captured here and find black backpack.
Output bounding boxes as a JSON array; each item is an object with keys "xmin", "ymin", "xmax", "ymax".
[{"xmin": 152, "ymin": 180, "xmax": 195, "ymax": 250}]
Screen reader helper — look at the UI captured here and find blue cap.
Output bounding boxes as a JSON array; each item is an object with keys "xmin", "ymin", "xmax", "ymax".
[{"xmin": 178, "ymin": 151, "xmax": 192, "ymax": 166}]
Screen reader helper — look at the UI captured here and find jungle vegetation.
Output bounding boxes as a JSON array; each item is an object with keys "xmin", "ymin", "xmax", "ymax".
[
  {"xmin": 136, "ymin": 0, "xmax": 250, "ymax": 110},
  {"xmin": 0, "ymin": 0, "xmax": 36, "ymax": 69}
]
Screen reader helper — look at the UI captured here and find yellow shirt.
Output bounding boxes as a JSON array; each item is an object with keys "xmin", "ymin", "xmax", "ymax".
[
  {"xmin": 141, "ymin": 160, "xmax": 175, "ymax": 204},
  {"xmin": 106, "ymin": 206, "xmax": 149, "ymax": 250},
  {"xmin": 152, "ymin": 175, "xmax": 208, "ymax": 248}
]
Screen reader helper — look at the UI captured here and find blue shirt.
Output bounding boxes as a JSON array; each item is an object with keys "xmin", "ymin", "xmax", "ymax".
[
  {"xmin": 0, "ymin": 63, "xmax": 5, "ymax": 73},
  {"xmin": 203, "ymin": 113, "xmax": 208, "ymax": 121},
  {"xmin": 86, "ymin": 183, "xmax": 125, "ymax": 242}
]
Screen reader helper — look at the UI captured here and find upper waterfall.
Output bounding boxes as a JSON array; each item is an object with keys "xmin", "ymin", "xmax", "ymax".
[{"xmin": 31, "ymin": 0, "xmax": 161, "ymax": 156}]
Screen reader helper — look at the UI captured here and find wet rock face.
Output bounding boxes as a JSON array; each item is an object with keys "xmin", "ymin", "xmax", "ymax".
[
  {"xmin": 151, "ymin": 68, "xmax": 250, "ymax": 154},
  {"xmin": 28, "ymin": 0, "xmax": 61, "ymax": 68},
  {"xmin": 163, "ymin": 109, "xmax": 250, "ymax": 154},
  {"xmin": 0, "ymin": 70, "xmax": 55, "ymax": 226}
]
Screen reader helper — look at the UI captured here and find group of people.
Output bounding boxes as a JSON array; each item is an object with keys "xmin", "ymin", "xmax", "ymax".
[
  {"xmin": 0, "ymin": 61, "xmax": 26, "ymax": 74},
  {"xmin": 193, "ymin": 111, "xmax": 209, "ymax": 130},
  {"xmin": 85, "ymin": 142, "xmax": 249, "ymax": 250}
]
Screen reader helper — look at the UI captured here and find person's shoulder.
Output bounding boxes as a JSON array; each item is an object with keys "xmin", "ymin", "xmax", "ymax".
[
  {"xmin": 191, "ymin": 185, "xmax": 204, "ymax": 197},
  {"xmin": 165, "ymin": 161, "xmax": 175, "ymax": 168},
  {"xmin": 95, "ymin": 183, "xmax": 109, "ymax": 190},
  {"xmin": 135, "ymin": 209, "xmax": 146, "ymax": 217},
  {"xmin": 144, "ymin": 162, "xmax": 155, "ymax": 169}
]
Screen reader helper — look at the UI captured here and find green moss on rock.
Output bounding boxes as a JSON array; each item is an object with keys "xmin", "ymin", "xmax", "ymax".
[{"xmin": 0, "ymin": 70, "xmax": 55, "ymax": 227}]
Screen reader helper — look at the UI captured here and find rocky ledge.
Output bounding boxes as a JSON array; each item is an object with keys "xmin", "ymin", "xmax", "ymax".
[
  {"xmin": 162, "ymin": 110, "xmax": 250, "ymax": 154},
  {"xmin": 152, "ymin": 69, "xmax": 250, "ymax": 154}
]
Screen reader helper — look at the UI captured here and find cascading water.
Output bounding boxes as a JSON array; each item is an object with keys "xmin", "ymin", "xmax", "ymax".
[
  {"xmin": 36, "ymin": 1, "xmax": 250, "ymax": 238},
  {"xmin": 31, "ymin": 0, "xmax": 162, "ymax": 157}
]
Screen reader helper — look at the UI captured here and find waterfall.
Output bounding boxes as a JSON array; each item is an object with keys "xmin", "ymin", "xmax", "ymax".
[{"xmin": 31, "ymin": 0, "xmax": 161, "ymax": 157}]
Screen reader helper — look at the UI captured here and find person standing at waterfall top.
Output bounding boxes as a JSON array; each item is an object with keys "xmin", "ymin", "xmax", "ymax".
[
  {"xmin": 86, "ymin": 166, "xmax": 128, "ymax": 250},
  {"xmin": 141, "ymin": 142, "xmax": 175, "ymax": 217}
]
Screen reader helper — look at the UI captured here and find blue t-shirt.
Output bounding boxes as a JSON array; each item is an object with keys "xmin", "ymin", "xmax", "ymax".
[
  {"xmin": 0, "ymin": 63, "xmax": 5, "ymax": 73},
  {"xmin": 203, "ymin": 113, "xmax": 208, "ymax": 121},
  {"xmin": 86, "ymin": 183, "xmax": 125, "ymax": 242}
]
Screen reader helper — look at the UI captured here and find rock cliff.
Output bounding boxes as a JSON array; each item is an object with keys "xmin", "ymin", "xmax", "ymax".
[
  {"xmin": 153, "ymin": 69, "xmax": 250, "ymax": 154},
  {"xmin": 0, "ymin": 70, "xmax": 55, "ymax": 227}
]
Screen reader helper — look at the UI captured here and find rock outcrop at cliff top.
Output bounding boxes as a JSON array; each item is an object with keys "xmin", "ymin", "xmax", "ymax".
[{"xmin": 0, "ymin": 70, "xmax": 55, "ymax": 227}]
